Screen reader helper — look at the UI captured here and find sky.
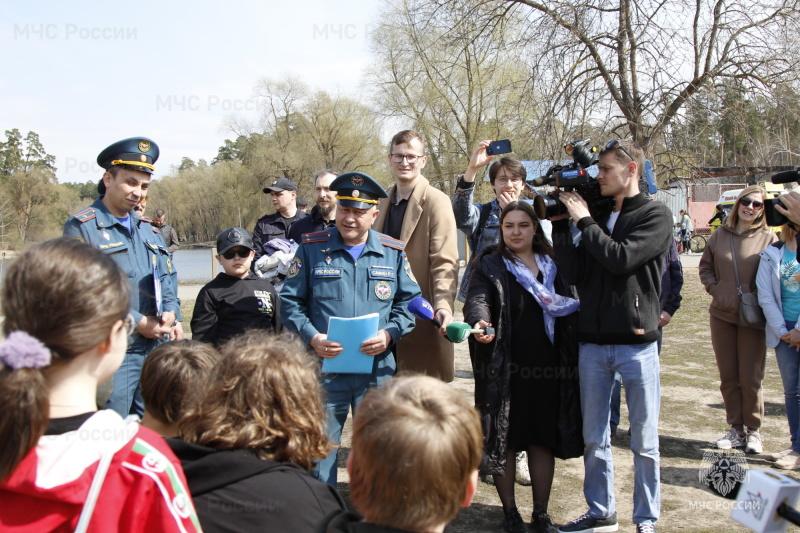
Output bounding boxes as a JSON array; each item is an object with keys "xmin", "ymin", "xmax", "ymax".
[{"xmin": 1, "ymin": 0, "xmax": 383, "ymax": 183}]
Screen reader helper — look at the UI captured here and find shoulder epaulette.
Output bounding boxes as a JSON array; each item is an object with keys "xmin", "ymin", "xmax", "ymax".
[
  {"xmin": 378, "ymin": 234, "xmax": 406, "ymax": 251},
  {"xmin": 302, "ymin": 231, "xmax": 331, "ymax": 244},
  {"xmin": 72, "ymin": 207, "xmax": 96, "ymax": 223}
]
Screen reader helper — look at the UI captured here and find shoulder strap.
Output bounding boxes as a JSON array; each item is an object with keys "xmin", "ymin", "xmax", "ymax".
[
  {"xmin": 729, "ymin": 233, "xmax": 743, "ymax": 294},
  {"xmin": 378, "ymin": 234, "xmax": 405, "ymax": 251},
  {"xmin": 73, "ymin": 207, "xmax": 97, "ymax": 223},
  {"xmin": 302, "ymin": 231, "xmax": 331, "ymax": 244},
  {"xmin": 473, "ymin": 202, "xmax": 494, "ymax": 249}
]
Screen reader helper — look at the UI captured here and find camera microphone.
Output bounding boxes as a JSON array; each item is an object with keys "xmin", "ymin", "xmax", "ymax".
[
  {"xmin": 529, "ymin": 175, "xmax": 548, "ymax": 187},
  {"xmin": 771, "ymin": 170, "xmax": 800, "ymax": 184}
]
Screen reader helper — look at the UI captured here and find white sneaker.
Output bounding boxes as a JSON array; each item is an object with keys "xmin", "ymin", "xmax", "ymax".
[
  {"xmin": 769, "ymin": 448, "xmax": 794, "ymax": 461},
  {"xmin": 515, "ymin": 451, "xmax": 531, "ymax": 485},
  {"xmin": 745, "ymin": 430, "xmax": 763, "ymax": 454},
  {"xmin": 715, "ymin": 428, "xmax": 745, "ymax": 449},
  {"xmin": 776, "ymin": 451, "xmax": 800, "ymax": 470}
]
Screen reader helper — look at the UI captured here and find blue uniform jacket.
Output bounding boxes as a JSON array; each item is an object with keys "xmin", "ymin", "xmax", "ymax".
[
  {"xmin": 63, "ymin": 198, "xmax": 179, "ymax": 329},
  {"xmin": 280, "ymin": 228, "xmax": 421, "ymax": 372}
]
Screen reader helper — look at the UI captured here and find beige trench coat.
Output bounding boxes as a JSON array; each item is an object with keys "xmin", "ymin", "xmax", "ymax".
[{"xmin": 375, "ymin": 176, "xmax": 459, "ymax": 382}]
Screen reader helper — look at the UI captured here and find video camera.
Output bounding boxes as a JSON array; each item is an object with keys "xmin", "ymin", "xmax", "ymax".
[
  {"xmin": 532, "ymin": 139, "xmax": 616, "ymax": 221},
  {"xmin": 765, "ymin": 169, "xmax": 800, "ymax": 226}
]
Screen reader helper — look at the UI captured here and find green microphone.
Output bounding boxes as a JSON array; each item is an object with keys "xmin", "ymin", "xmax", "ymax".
[{"xmin": 445, "ymin": 322, "xmax": 495, "ymax": 343}]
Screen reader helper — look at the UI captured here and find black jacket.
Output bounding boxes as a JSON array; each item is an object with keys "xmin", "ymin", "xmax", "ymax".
[
  {"xmin": 463, "ymin": 247, "xmax": 583, "ymax": 474},
  {"xmin": 190, "ymin": 272, "xmax": 281, "ymax": 346},
  {"xmin": 552, "ymin": 193, "xmax": 673, "ymax": 344},
  {"xmin": 316, "ymin": 511, "xmax": 416, "ymax": 533},
  {"xmin": 252, "ymin": 210, "xmax": 307, "ymax": 265},
  {"xmin": 288, "ymin": 205, "xmax": 336, "ymax": 243},
  {"xmin": 168, "ymin": 439, "xmax": 345, "ymax": 533}
]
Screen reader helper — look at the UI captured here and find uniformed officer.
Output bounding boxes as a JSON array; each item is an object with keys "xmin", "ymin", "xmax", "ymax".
[
  {"xmin": 64, "ymin": 137, "xmax": 181, "ymax": 418},
  {"xmin": 280, "ymin": 171, "xmax": 421, "ymax": 488}
]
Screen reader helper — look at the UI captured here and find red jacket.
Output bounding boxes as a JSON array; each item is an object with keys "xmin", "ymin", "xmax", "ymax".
[{"xmin": 0, "ymin": 410, "xmax": 202, "ymax": 532}]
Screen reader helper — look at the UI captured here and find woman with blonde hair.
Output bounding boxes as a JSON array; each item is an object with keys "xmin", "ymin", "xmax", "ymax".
[
  {"xmin": 757, "ymin": 219, "xmax": 800, "ymax": 469},
  {"xmin": 700, "ymin": 185, "xmax": 777, "ymax": 453},
  {"xmin": 168, "ymin": 330, "xmax": 345, "ymax": 533},
  {"xmin": 0, "ymin": 238, "xmax": 199, "ymax": 532}
]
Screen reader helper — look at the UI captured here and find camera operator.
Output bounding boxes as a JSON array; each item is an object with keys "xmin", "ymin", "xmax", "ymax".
[{"xmin": 552, "ymin": 139, "xmax": 672, "ymax": 533}]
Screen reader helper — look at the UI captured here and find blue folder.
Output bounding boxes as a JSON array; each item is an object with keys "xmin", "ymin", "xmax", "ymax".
[{"xmin": 322, "ymin": 313, "xmax": 380, "ymax": 374}]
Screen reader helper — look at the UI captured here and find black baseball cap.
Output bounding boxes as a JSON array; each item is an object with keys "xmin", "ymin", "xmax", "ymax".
[
  {"xmin": 263, "ymin": 177, "xmax": 298, "ymax": 193},
  {"xmin": 216, "ymin": 227, "xmax": 255, "ymax": 255}
]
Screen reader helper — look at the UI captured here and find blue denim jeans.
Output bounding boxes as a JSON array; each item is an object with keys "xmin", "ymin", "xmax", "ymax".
[
  {"xmin": 312, "ymin": 371, "xmax": 391, "ymax": 487},
  {"xmin": 610, "ymin": 373, "xmax": 622, "ymax": 429},
  {"xmin": 610, "ymin": 328, "xmax": 663, "ymax": 430},
  {"xmin": 105, "ymin": 337, "xmax": 159, "ymax": 417},
  {"xmin": 775, "ymin": 320, "xmax": 800, "ymax": 454},
  {"xmin": 579, "ymin": 342, "xmax": 661, "ymax": 525}
]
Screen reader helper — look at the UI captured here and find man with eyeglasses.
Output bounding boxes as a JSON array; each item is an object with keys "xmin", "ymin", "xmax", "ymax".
[
  {"xmin": 375, "ymin": 130, "xmax": 459, "ymax": 382},
  {"xmin": 553, "ymin": 139, "xmax": 672, "ymax": 533},
  {"xmin": 64, "ymin": 137, "xmax": 182, "ymax": 418},
  {"xmin": 191, "ymin": 227, "xmax": 281, "ymax": 347}
]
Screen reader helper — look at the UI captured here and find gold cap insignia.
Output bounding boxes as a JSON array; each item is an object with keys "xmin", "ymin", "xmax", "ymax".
[{"xmin": 138, "ymin": 140, "xmax": 150, "ymax": 152}]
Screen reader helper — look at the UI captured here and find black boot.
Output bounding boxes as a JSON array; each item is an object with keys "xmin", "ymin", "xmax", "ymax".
[
  {"xmin": 503, "ymin": 507, "xmax": 528, "ymax": 533},
  {"xmin": 531, "ymin": 511, "xmax": 557, "ymax": 533}
]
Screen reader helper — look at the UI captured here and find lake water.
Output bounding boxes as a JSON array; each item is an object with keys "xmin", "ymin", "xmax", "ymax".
[
  {"xmin": 172, "ymin": 248, "xmax": 217, "ymax": 283},
  {"xmin": 0, "ymin": 249, "xmax": 217, "ymax": 287}
]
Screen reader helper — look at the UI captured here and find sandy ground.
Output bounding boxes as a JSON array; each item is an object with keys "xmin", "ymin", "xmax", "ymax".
[
  {"xmin": 325, "ymin": 268, "xmax": 797, "ymax": 533},
  {"xmin": 175, "ymin": 259, "xmax": 794, "ymax": 533}
]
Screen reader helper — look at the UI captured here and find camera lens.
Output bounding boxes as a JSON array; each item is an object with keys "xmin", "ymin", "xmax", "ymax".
[{"xmin": 533, "ymin": 194, "xmax": 566, "ymax": 220}]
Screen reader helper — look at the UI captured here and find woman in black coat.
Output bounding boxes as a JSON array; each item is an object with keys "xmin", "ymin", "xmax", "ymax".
[{"xmin": 464, "ymin": 201, "xmax": 583, "ymax": 533}]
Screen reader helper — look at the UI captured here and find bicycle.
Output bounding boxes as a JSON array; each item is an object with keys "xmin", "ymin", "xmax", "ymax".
[
  {"xmin": 689, "ymin": 233, "xmax": 707, "ymax": 253},
  {"xmin": 673, "ymin": 226, "xmax": 707, "ymax": 254}
]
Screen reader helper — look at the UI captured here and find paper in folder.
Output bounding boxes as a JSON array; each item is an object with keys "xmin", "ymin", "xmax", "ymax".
[{"xmin": 322, "ymin": 313, "xmax": 380, "ymax": 374}]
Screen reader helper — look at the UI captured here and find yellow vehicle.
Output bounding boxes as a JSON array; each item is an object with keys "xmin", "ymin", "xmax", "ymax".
[{"xmin": 709, "ymin": 181, "xmax": 783, "ymax": 234}]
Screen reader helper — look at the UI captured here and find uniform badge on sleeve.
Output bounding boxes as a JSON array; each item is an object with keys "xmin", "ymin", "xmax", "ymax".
[
  {"xmin": 287, "ymin": 257, "xmax": 302, "ymax": 278},
  {"xmin": 375, "ymin": 281, "xmax": 392, "ymax": 300},
  {"xmin": 403, "ymin": 255, "xmax": 417, "ymax": 284}
]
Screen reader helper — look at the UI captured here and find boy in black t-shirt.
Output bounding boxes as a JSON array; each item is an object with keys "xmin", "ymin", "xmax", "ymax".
[{"xmin": 191, "ymin": 227, "xmax": 281, "ymax": 346}]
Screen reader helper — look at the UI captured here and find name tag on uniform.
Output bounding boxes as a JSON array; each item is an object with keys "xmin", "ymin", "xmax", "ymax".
[
  {"xmin": 368, "ymin": 266, "xmax": 395, "ymax": 279},
  {"xmin": 97, "ymin": 241, "xmax": 126, "ymax": 250},
  {"xmin": 314, "ymin": 267, "xmax": 342, "ymax": 278}
]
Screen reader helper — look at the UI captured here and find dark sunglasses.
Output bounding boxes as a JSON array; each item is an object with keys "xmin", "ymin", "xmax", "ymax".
[
  {"xmin": 222, "ymin": 248, "xmax": 251, "ymax": 260},
  {"xmin": 739, "ymin": 197, "xmax": 764, "ymax": 209},
  {"xmin": 603, "ymin": 140, "xmax": 635, "ymax": 163}
]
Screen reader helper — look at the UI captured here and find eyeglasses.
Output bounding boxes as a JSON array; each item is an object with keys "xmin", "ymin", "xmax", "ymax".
[
  {"xmin": 603, "ymin": 140, "xmax": 635, "ymax": 163},
  {"xmin": 495, "ymin": 177, "xmax": 523, "ymax": 185},
  {"xmin": 390, "ymin": 153, "xmax": 424, "ymax": 165},
  {"xmin": 222, "ymin": 248, "xmax": 251, "ymax": 260},
  {"xmin": 123, "ymin": 314, "xmax": 136, "ymax": 336},
  {"xmin": 739, "ymin": 197, "xmax": 764, "ymax": 209}
]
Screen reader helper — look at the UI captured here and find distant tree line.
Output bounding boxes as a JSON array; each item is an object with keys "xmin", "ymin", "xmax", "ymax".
[{"xmin": 3, "ymin": 0, "xmax": 800, "ymax": 246}]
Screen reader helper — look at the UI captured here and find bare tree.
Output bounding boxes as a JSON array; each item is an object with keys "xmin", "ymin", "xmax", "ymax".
[
  {"xmin": 367, "ymin": 0, "xmax": 550, "ymax": 193},
  {"xmin": 503, "ymin": 0, "xmax": 800, "ymax": 152}
]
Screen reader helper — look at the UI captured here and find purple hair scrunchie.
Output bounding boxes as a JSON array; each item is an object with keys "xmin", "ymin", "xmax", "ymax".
[{"xmin": 0, "ymin": 331, "xmax": 52, "ymax": 370}]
